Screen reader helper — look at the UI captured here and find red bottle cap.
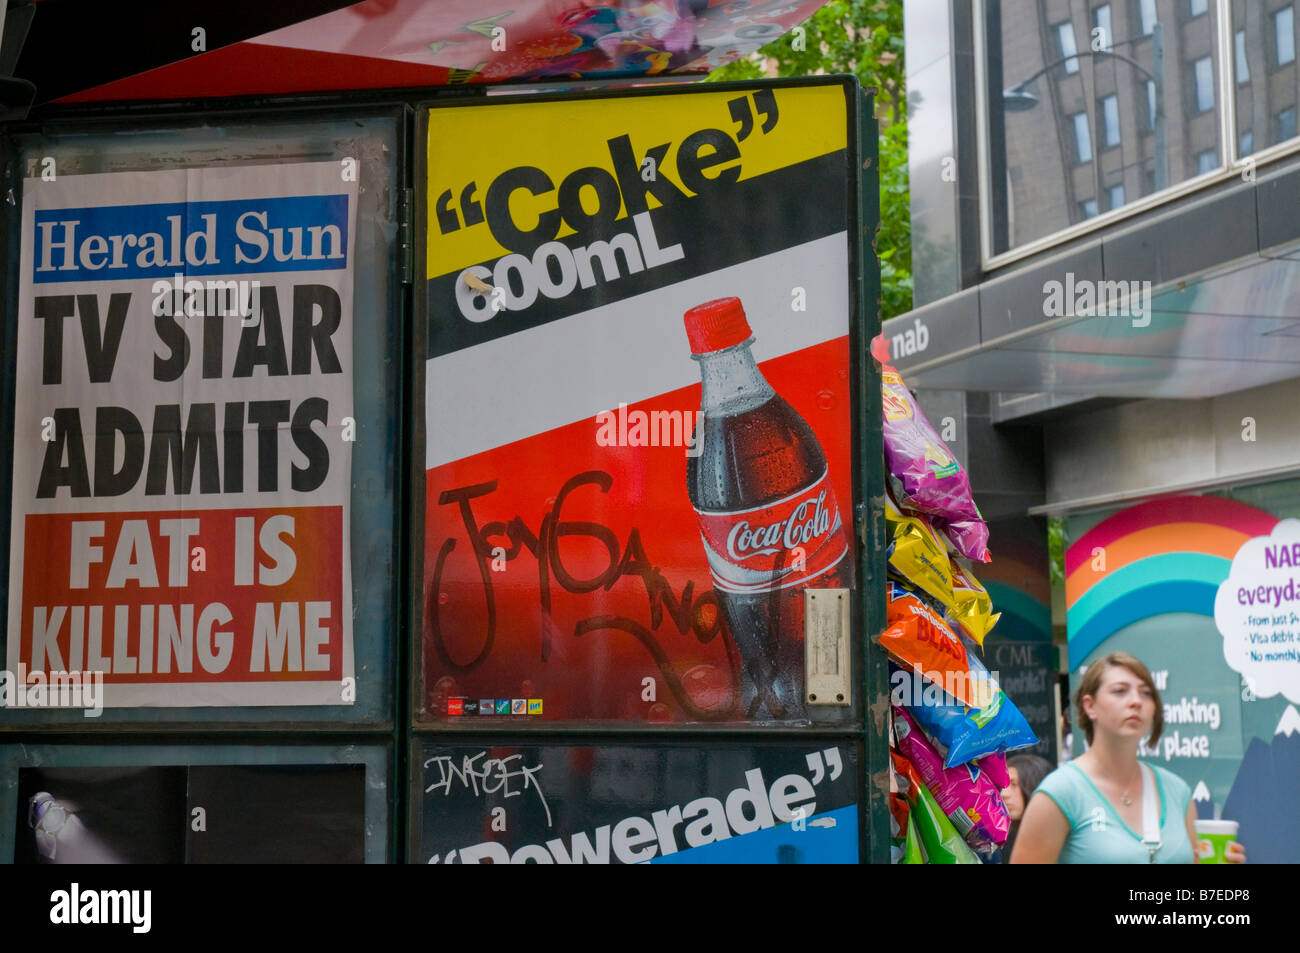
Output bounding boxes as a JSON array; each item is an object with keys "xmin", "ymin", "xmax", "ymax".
[{"xmin": 684, "ymin": 297, "xmax": 753, "ymax": 354}]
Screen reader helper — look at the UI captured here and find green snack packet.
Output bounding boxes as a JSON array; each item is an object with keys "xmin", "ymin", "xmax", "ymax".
[
  {"xmin": 911, "ymin": 782, "xmax": 980, "ymax": 864},
  {"xmin": 903, "ymin": 814, "xmax": 926, "ymax": 864}
]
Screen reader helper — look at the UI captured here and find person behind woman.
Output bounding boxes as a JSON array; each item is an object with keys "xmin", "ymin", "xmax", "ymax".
[
  {"xmin": 1011, "ymin": 651, "xmax": 1245, "ymax": 864},
  {"xmin": 999, "ymin": 753, "xmax": 1053, "ymax": 863}
]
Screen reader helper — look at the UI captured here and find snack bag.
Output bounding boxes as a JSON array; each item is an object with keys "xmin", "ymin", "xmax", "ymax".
[
  {"xmin": 909, "ymin": 776, "xmax": 981, "ymax": 864},
  {"xmin": 879, "ymin": 581, "xmax": 994, "ymax": 709},
  {"xmin": 874, "ymin": 336, "xmax": 989, "ymax": 562},
  {"xmin": 976, "ymin": 751, "xmax": 1010, "ymax": 790},
  {"xmin": 884, "ymin": 486, "xmax": 956, "ymax": 608},
  {"xmin": 899, "ymin": 660, "xmax": 1039, "ymax": 768},
  {"xmin": 948, "ymin": 559, "xmax": 1001, "ymax": 647},
  {"xmin": 893, "ymin": 705, "xmax": 1011, "ymax": 845},
  {"xmin": 903, "ymin": 814, "xmax": 926, "ymax": 864}
]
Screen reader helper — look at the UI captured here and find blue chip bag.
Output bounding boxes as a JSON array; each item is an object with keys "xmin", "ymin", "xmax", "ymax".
[{"xmin": 892, "ymin": 661, "xmax": 1038, "ymax": 768}]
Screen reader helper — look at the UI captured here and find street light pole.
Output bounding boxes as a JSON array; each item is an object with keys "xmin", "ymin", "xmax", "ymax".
[{"xmin": 1154, "ymin": 23, "xmax": 1168, "ymax": 191}]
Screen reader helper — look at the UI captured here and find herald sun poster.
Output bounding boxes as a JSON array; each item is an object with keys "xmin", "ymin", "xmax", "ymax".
[
  {"xmin": 6, "ymin": 162, "xmax": 357, "ymax": 707},
  {"xmin": 422, "ymin": 81, "xmax": 859, "ymax": 724}
]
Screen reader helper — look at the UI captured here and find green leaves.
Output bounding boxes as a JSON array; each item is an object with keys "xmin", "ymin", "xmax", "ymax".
[{"xmin": 705, "ymin": 0, "xmax": 912, "ymax": 320}]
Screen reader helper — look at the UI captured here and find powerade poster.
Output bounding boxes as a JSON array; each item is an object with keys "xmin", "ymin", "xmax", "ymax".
[
  {"xmin": 6, "ymin": 163, "xmax": 357, "ymax": 707},
  {"xmin": 421, "ymin": 81, "xmax": 857, "ymax": 725},
  {"xmin": 417, "ymin": 741, "xmax": 859, "ymax": 863}
]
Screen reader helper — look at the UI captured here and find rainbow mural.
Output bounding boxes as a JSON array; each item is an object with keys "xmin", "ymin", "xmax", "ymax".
[
  {"xmin": 1065, "ymin": 495, "xmax": 1279, "ymax": 660},
  {"xmin": 980, "ymin": 531, "xmax": 1052, "ymax": 644}
]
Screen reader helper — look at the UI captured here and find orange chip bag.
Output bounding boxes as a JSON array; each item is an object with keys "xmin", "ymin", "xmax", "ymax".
[
  {"xmin": 949, "ymin": 560, "xmax": 1001, "ymax": 648},
  {"xmin": 878, "ymin": 580, "xmax": 979, "ymax": 707}
]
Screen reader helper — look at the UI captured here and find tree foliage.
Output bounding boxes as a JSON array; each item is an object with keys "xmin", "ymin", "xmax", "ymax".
[{"xmin": 706, "ymin": 0, "xmax": 911, "ymax": 319}]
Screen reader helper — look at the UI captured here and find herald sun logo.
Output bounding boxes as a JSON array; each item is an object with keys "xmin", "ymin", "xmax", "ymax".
[{"xmin": 726, "ymin": 489, "xmax": 832, "ymax": 562}]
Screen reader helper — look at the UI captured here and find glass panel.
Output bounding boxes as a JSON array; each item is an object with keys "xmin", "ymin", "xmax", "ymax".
[
  {"xmin": 1101, "ymin": 93, "xmax": 1122, "ymax": 145},
  {"xmin": 1107, "ymin": 182, "xmax": 1126, "ymax": 208},
  {"xmin": 1278, "ymin": 7, "xmax": 1295, "ymax": 65},
  {"xmin": 3, "ymin": 114, "xmax": 401, "ymax": 726},
  {"xmin": 1196, "ymin": 148, "xmax": 1217, "ymax": 173},
  {"xmin": 1233, "ymin": 1, "xmax": 1300, "ymax": 153},
  {"xmin": 1094, "ymin": 4, "xmax": 1113, "ymax": 49},
  {"xmin": 417, "ymin": 83, "xmax": 862, "ymax": 728},
  {"xmin": 1073, "ymin": 110, "xmax": 1094, "ymax": 160},
  {"xmin": 1194, "ymin": 56, "xmax": 1215, "ymax": 112},
  {"xmin": 1080, "ymin": 198, "xmax": 1100, "ymax": 218},
  {"xmin": 1189, "ymin": 0, "xmax": 1208, "ymax": 17},
  {"xmin": 1141, "ymin": 0, "xmax": 1158, "ymax": 35},
  {"xmin": 1, "ymin": 743, "xmax": 389, "ymax": 863},
  {"xmin": 413, "ymin": 740, "xmax": 862, "ymax": 864},
  {"xmin": 1058, "ymin": 21, "xmax": 1081, "ymax": 73},
  {"xmin": 989, "ymin": 0, "xmax": 1224, "ymax": 253}
]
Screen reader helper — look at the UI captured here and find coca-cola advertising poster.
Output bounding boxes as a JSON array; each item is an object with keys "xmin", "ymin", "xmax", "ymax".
[
  {"xmin": 420, "ymin": 80, "xmax": 860, "ymax": 724},
  {"xmin": 415, "ymin": 741, "xmax": 860, "ymax": 864}
]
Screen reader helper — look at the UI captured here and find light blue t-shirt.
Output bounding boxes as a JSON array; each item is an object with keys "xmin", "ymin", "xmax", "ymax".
[{"xmin": 1035, "ymin": 761, "xmax": 1194, "ymax": 864}]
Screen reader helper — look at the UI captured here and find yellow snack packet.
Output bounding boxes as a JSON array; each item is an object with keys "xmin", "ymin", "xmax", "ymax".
[
  {"xmin": 949, "ymin": 559, "xmax": 1002, "ymax": 648},
  {"xmin": 884, "ymin": 488, "xmax": 955, "ymax": 610}
]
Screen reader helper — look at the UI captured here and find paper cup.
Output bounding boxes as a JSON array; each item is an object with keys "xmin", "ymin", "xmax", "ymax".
[{"xmin": 1194, "ymin": 820, "xmax": 1238, "ymax": 864}]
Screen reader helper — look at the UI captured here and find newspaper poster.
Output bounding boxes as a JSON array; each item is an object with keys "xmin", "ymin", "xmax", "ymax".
[{"xmin": 6, "ymin": 161, "xmax": 357, "ymax": 707}]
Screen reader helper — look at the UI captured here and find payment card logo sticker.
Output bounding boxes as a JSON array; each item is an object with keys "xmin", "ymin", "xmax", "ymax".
[
  {"xmin": 479, "ymin": 699, "xmax": 495, "ymax": 714},
  {"xmin": 463, "ymin": 700, "xmax": 479, "ymax": 715},
  {"xmin": 511, "ymin": 699, "xmax": 527, "ymax": 714},
  {"xmin": 495, "ymin": 699, "xmax": 510, "ymax": 715},
  {"xmin": 527, "ymin": 699, "xmax": 543, "ymax": 715},
  {"xmin": 447, "ymin": 698, "xmax": 463, "ymax": 716}
]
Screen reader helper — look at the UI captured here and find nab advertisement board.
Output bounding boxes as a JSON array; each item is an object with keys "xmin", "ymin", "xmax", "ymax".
[{"xmin": 418, "ymin": 79, "xmax": 864, "ymax": 726}]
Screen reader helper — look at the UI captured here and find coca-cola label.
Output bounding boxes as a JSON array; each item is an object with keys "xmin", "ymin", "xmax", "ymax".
[{"xmin": 694, "ymin": 468, "xmax": 849, "ymax": 594}]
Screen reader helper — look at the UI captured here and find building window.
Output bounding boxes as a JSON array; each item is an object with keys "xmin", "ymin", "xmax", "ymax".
[
  {"xmin": 1240, "ymin": 130, "xmax": 1254, "ymax": 156},
  {"xmin": 1079, "ymin": 199, "xmax": 1099, "ymax": 219},
  {"xmin": 1057, "ymin": 21, "xmax": 1079, "ymax": 74},
  {"xmin": 1139, "ymin": 0, "xmax": 1157, "ymax": 35},
  {"xmin": 1099, "ymin": 95, "xmax": 1121, "ymax": 147},
  {"xmin": 1188, "ymin": 0, "xmax": 1207, "ymax": 16},
  {"xmin": 1093, "ymin": 5, "xmax": 1112, "ymax": 50},
  {"xmin": 1145, "ymin": 168, "xmax": 1157, "ymax": 194},
  {"xmin": 1146, "ymin": 80, "xmax": 1157, "ymax": 130},
  {"xmin": 1107, "ymin": 184, "xmax": 1125, "ymax": 210},
  {"xmin": 1193, "ymin": 56, "xmax": 1214, "ymax": 113},
  {"xmin": 1236, "ymin": 30, "xmax": 1250, "ymax": 84},
  {"xmin": 1072, "ymin": 112, "xmax": 1093, "ymax": 162},
  {"xmin": 1195, "ymin": 150, "xmax": 1217, "ymax": 174},
  {"xmin": 1277, "ymin": 107, "xmax": 1298, "ymax": 142},
  {"xmin": 1277, "ymin": 7, "xmax": 1295, "ymax": 66}
]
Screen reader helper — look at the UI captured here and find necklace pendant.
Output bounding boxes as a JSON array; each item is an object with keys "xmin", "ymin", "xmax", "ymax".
[{"xmin": 1122, "ymin": 792, "xmax": 1132, "ymax": 806}]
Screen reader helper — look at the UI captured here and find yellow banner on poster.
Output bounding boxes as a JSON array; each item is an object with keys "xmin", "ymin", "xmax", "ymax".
[{"xmin": 426, "ymin": 84, "xmax": 848, "ymax": 274}]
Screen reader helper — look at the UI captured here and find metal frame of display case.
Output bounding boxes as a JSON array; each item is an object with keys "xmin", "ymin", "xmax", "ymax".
[{"xmin": 0, "ymin": 76, "xmax": 885, "ymax": 863}]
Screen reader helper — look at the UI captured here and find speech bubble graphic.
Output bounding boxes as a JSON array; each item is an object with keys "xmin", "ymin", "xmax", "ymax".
[{"xmin": 1215, "ymin": 518, "xmax": 1300, "ymax": 704}]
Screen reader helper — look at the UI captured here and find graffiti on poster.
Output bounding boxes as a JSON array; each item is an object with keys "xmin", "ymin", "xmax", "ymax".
[{"xmin": 5, "ymin": 163, "xmax": 357, "ymax": 707}]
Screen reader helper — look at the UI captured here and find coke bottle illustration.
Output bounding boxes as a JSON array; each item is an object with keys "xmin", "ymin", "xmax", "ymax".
[{"xmin": 684, "ymin": 297, "xmax": 852, "ymax": 720}]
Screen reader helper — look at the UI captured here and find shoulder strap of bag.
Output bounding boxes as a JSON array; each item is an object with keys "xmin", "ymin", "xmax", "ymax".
[{"xmin": 1140, "ymin": 762, "xmax": 1161, "ymax": 861}]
